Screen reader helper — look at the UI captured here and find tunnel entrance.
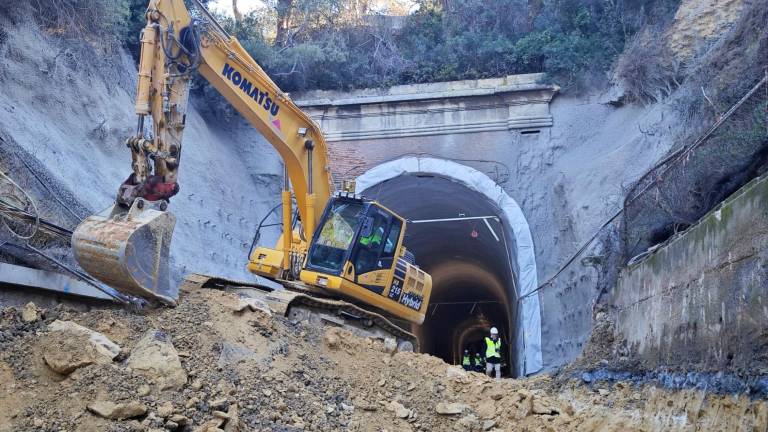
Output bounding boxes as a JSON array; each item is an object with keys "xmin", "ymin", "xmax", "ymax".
[{"xmin": 361, "ymin": 173, "xmax": 518, "ymax": 375}]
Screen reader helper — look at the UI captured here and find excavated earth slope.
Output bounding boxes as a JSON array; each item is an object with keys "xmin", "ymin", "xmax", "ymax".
[{"xmin": 1, "ymin": 286, "xmax": 767, "ymax": 432}]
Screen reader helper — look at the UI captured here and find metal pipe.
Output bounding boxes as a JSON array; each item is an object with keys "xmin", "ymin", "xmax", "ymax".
[
  {"xmin": 482, "ymin": 218, "xmax": 500, "ymax": 242},
  {"xmin": 409, "ymin": 216, "xmax": 500, "ymax": 224},
  {"xmin": 136, "ymin": 115, "xmax": 145, "ymax": 137},
  {"xmin": 135, "ymin": 24, "xmax": 157, "ymax": 115},
  {"xmin": 191, "ymin": 0, "xmax": 231, "ymax": 39},
  {"xmin": 281, "ymin": 166, "xmax": 292, "ymax": 273},
  {"xmin": 22, "ymin": 244, "xmax": 131, "ymax": 304},
  {"xmin": 304, "ymin": 140, "xmax": 316, "ymax": 240},
  {"xmin": 307, "ymin": 144, "xmax": 313, "ymax": 195}
]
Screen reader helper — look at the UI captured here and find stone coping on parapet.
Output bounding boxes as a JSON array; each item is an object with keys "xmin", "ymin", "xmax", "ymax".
[
  {"xmin": 623, "ymin": 172, "xmax": 768, "ymax": 270},
  {"xmin": 293, "ymin": 73, "xmax": 558, "ymax": 107}
]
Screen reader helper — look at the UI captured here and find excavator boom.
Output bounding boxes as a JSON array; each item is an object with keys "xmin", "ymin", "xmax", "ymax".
[
  {"xmin": 73, "ymin": 0, "xmax": 329, "ymax": 304},
  {"xmin": 72, "ymin": 0, "xmax": 431, "ymax": 328}
]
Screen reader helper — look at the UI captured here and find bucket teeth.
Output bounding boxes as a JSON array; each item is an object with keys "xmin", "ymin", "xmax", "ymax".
[{"xmin": 72, "ymin": 199, "xmax": 177, "ymax": 306}]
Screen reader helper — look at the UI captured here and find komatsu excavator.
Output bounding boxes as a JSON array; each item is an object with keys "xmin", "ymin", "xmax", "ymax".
[{"xmin": 71, "ymin": 0, "xmax": 431, "ymax": 350}]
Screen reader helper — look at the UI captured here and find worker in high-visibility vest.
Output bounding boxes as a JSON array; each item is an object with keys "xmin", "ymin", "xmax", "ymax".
[
  {"xmin": 359, "ymin": 225, "xmax": 384, "ymax": 248},
  {"xmin": 461, "ymin": 349, "xmax": 472, "ymax": 371},
  {"xmin": 485, "ymin": 327, "xmax": 502, "ymax": 379},
  {"xmin": 473, "ymin": 352, "xmax": 485, "ymax": 373}
]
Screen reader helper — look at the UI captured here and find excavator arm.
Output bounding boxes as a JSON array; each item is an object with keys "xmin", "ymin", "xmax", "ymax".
[
  {"xmin": 72, "ymin": 0, "xmax": 432, "ymax": 327},
  {"xmin": 72, "ymin": 0, "xmax": 332, "ymax": 304},
  {"xmin": 129, "ymin": 0, "xmax": 332, "ymax": 230}
]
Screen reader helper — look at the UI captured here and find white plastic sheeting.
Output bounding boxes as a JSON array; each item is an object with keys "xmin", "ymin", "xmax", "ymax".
[{"xmin": 355, "ymin": 157, "xmax": 542, "ymax": 375}]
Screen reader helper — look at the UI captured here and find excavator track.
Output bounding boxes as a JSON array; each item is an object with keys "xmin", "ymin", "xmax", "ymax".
[{"xmin": 181, "ymin": 273, "xmax": 419, "ymax": 352}]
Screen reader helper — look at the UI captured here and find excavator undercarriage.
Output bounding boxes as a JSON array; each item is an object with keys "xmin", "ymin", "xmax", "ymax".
[{"xmin": 182, "ymin": 273, "xmax": 418, "ymax": 352}]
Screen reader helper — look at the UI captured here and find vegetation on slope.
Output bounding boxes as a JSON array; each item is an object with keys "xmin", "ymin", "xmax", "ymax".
[
  {"xmin": 15, "ymin": 0, "xmax": 680, "ymax": 93},
  {"xmin": 210, "ymin": 0, "xmax": 681, "ymax": 91}
]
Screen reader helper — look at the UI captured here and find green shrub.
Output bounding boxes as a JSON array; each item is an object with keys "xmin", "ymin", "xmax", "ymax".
[
  {"xmin": 615, "ymin": 28, "xmax": 682, "ymax": 103},
  {"xmin": 30, "ymin": 0, "xmax": 130, "ymax": 44},
  {"xmin": 25, "ymin": 0, "xmax": 687, "ymax": 91}
]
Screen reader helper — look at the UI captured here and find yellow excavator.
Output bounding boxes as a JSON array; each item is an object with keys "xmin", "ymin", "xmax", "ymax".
[{"xmin": 71, "ymin": 0, "xmax": 431, "ymax": 350}]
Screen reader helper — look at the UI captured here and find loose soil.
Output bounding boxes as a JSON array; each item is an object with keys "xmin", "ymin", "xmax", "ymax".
[{"xmin": 1, "ymin": 285, "xmax": 767, "ymax": 431}]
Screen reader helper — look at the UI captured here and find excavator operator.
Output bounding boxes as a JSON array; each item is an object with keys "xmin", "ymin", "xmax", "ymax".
[{"xmin": 354, "ymin": 216, "xmax": 385, "ymax": 273}]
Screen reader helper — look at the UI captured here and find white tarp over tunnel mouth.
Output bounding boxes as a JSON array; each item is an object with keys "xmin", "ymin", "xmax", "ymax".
[{"xmin": 355, "ymin": 156, "xmax": 542, "ymax": 375}]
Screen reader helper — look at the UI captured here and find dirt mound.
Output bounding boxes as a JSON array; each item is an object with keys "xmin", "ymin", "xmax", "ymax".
[{"xmin": 1, "ymin": 286, "xmax": 767, "ymax": 431}]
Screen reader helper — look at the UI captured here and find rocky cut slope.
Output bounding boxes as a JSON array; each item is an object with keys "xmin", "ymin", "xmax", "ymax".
[{"xmin": 0, "ymin": 3, "xmax": 284, "ymax": 291}]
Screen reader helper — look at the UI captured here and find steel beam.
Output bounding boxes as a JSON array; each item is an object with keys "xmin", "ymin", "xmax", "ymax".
[{"xmin": 0, "ymin": 262, "xmax": 112, "ymax": 300}]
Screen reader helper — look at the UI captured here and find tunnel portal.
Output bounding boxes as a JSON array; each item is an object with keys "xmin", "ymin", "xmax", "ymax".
[{"xmin": 362, "ymin": 173, "xmax": 518, "ymax": 374}]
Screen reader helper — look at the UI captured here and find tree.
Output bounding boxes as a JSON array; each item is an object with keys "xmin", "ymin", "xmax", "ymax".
[{"xmin": 275, "ymin": 0, "xmax": 293, "ymax": 45}]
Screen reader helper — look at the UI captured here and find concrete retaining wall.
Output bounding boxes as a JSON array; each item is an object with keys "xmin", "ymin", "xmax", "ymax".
[{"xmin": 613, "ymin": 173, "xmax": 768, "ymax": 372}]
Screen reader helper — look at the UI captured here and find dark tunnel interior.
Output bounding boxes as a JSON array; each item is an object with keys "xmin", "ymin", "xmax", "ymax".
[{"xmin": 363, "ymin": 173, "xmax": 518, "ymax": 375}]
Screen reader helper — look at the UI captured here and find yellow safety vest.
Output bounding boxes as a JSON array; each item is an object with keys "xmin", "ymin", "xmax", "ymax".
[
  {"xmin": 462, "ymin": 355, "xmax": 471, "ymax": 366},
  {"xmin": 360, "ymin": 228, "xmax": 383, "ymax": 247},
  {"xmin": 485, "ymin": 337, "xmax": 501, "ymax": 359}
]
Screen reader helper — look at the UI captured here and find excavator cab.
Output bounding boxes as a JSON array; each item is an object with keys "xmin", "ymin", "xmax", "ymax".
[{"xmin": 300, "ymin": 194, "xmax": 432, "ymax": 325}]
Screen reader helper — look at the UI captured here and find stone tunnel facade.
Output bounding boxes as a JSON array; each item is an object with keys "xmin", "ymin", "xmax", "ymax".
[
  {"xmin": 296, "ymin": 73, "xmax": 557, "ymax": 182},
  {"xmin": 296, "ymin": 74, "xmax": 555, "ymax": 375},
  {"xmin": 293, "ymin": 73, "xmax": 683, "ymax": 374}
]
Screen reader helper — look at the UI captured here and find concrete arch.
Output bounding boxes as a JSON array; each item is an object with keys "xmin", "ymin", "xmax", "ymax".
[{"xmin": 355, "ymin": 156, "xmax": 542, "ymax": 375}]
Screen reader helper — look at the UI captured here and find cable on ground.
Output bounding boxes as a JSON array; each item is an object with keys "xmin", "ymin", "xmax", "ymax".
[{"xmin": 0, "ymin": 170, "xmax": 40, "ymax": 240}]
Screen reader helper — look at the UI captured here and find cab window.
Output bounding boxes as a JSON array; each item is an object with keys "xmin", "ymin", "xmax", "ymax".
[
  {"xmin": 307, "ymin": 201, "xmax": 364, "ymax": 272},
  {"xmin": 382, "ymin": 219, "xmax": 402, "ymax": 258},
  {"xmin": 353, "ymin": 210, "xmax": 389, "ymax": 274}
]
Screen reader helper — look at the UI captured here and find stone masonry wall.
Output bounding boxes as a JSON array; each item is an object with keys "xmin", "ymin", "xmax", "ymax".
[
  {"xmin": 294, "ymin": 78, "xmax": 683, "ymax": 370},
  {"xmin": 613, "ymin": 173, "xmax": 768, "ymax": 373}
]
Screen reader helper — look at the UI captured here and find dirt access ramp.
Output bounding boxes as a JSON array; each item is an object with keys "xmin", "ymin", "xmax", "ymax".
[{"xmin": 0, "ymin": 285, "xmax": 767, "ymax": 431}]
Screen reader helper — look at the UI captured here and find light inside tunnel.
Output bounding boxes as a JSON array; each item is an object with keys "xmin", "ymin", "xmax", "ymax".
[{"xmin": 362, "ymin": 173, "xmax": 518, "ymax": 375}]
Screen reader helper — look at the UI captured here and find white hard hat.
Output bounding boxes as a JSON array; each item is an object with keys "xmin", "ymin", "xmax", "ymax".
[{"xmin": 490, "ymin": 327, "xmax": 498, "ymax": 335}]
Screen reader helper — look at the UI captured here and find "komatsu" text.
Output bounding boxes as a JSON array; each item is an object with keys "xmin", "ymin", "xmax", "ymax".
[{"xmin": 221, "ymin": 63, "xmax": 280, "ymax": 117}]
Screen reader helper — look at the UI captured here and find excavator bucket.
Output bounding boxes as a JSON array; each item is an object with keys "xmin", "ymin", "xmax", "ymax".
[{"xmin": 72, "ymin": 198, "xmax": 177, "ymax": 306}]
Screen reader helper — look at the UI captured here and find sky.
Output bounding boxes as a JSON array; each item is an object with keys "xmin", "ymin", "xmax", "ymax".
[
  {"xmin": 208, "ymin": 0, "xmax": 418, "ymax": 16},
  {"xmin": 209, "ymin": 0, "xmax": 265, "ymax": 16}
]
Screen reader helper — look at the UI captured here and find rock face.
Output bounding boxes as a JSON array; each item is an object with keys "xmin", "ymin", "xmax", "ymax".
[
  {"xmin": 445, "ymin": 366, "xmax": 468, "ymax": 380},
  {"xmin": 21, "ymin": 302, "xmax": 42, "ymax": 323},
  {"xmin": 0, "ymin": 9, "xmax": 284, "ymax": 295},
  {"xmin": 435, "ymin": 402, "xmax": 467, "ymax": 415},
  {"xmin": 476, "ymin": 399, "xmax": 496, "ymax": 419},
  {"xmin": 127, "ymin": 330, "xmax": 187, "ymax": 391},
  {"xmin": 388, "ymin": 401, "xmax": 410, "ymax": 419},
  {"xmin": 668, "ymin": 0, "xmax": 746, "ymax": 56},
  {"xmin": 87, "ymin": 400, "xmax": 147, "ymax": 420},
  {"xmin": 232, "ymin": 297, "xmax": 272, "ymax": 316},
  {"xmin": 42, "ymin": 320, "xmax": 121, "ymax": 374},
  {"xmin": 48, "ymin": 320, "xmax": 121, "ymax": 358}
]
